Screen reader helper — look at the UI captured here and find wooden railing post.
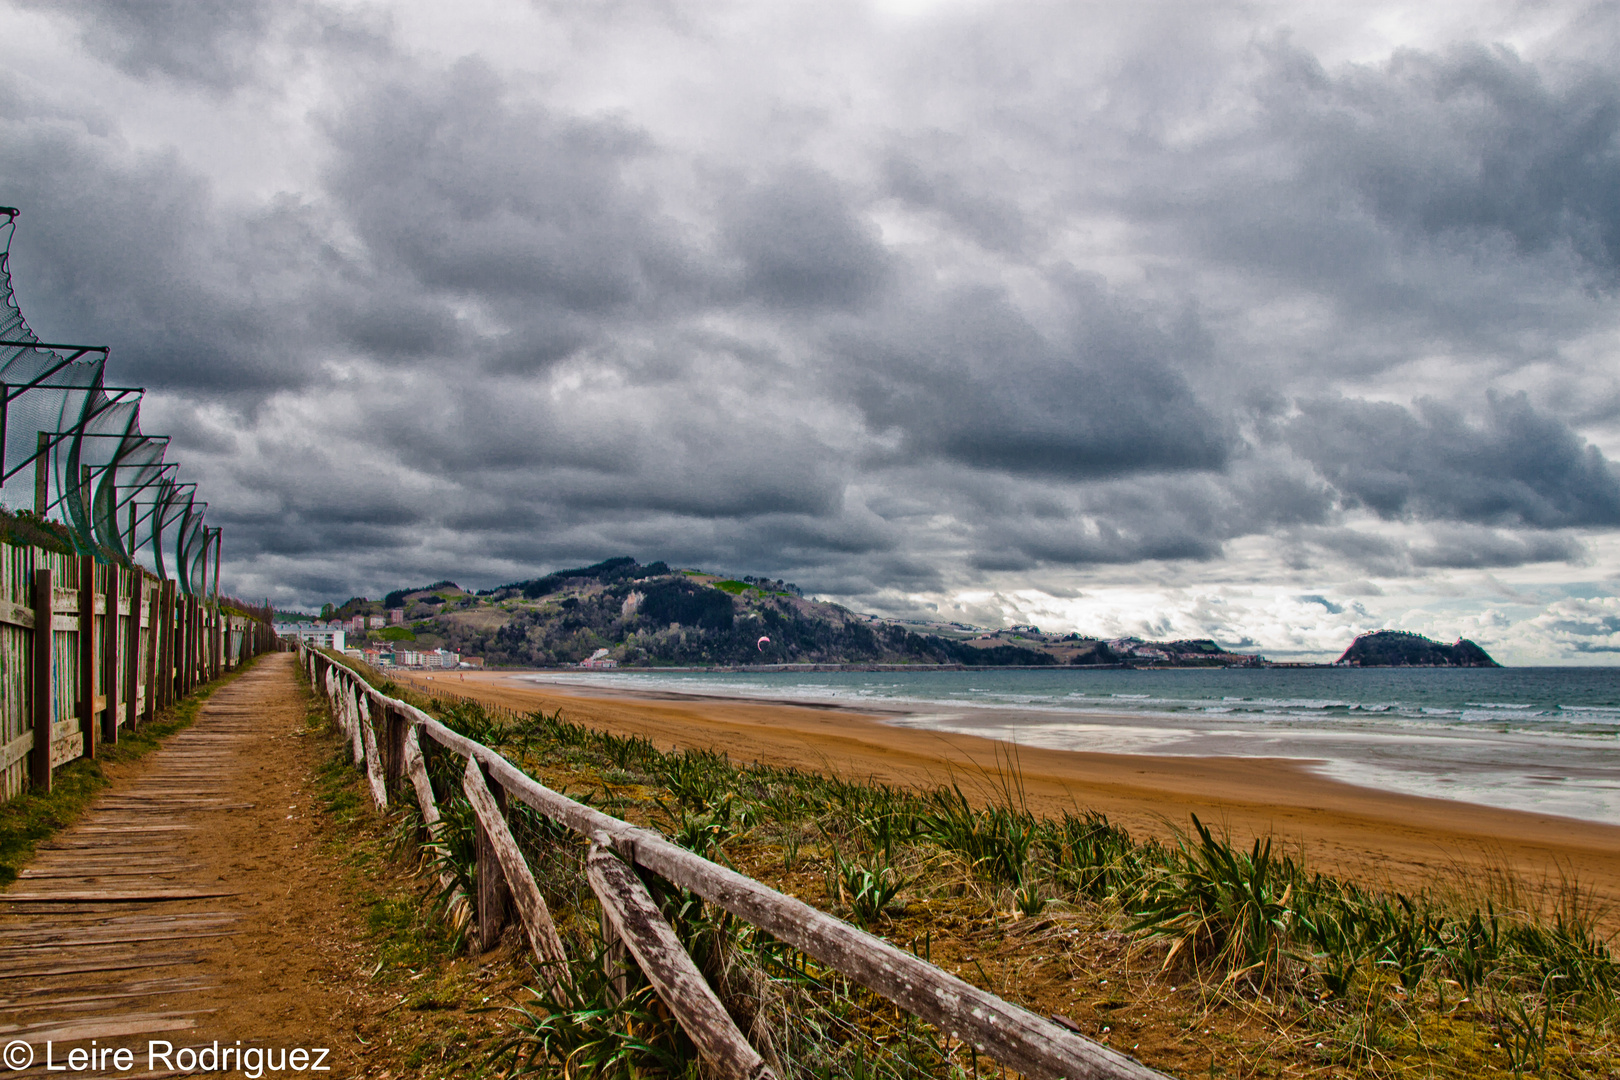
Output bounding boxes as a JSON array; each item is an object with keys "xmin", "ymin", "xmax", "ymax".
[
  {"xmin": 463, "ymin": 756, "xmax": 571, "ymax": 988},
  {"xmin": 77, "ymin": 555, "xmax": 96, "ymax": 760},
  {"xmin": 175, "ymin": 593, "xmax": 186, "ymax": 700},
  {"xmin": 473, "ymin": 760, "xmax": 512, "ymax": 953},
  {"xmin": 384, "ymin": 705, "xmax": 407, "ymax": 796},
  {"xmin": 160, "ymin": 581, "xmax": 175, "ymax": 709},
  {"xmin": 154, "ymin": 583, "xmax": 166, "ymax": 712},
  {"xmin": 123, "ymin": 572, "xmax": 141, "ymax": 732},
  {"xmin": 178, "ymin": 596, "xmax": 191, "ymax": 697},
  {"xmin": 29, "ymin": 567, "xmax": 52, "ymax": 792},
  {"xmin": 143, "ymin": 581, "xmax": 159, "ymax": 724},
  {"xmin": 102, "ymin": 563, "xmax": 119, "ymax": 744}
]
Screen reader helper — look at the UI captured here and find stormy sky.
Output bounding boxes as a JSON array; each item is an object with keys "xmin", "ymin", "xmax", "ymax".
[{"xmin": 2, "ymin": 0, "xmax": 1618, "ymax": 662}]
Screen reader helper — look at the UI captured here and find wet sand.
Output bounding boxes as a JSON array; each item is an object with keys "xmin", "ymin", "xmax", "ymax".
[{"xmin": 404, "ymin": 669, "xmax": 1620, "ymax": 928}]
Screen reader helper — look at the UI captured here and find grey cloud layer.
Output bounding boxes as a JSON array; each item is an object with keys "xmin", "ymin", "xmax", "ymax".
[{"xmin": 2, "ymin": 0, "xmax": 1618, "ymax": 628}]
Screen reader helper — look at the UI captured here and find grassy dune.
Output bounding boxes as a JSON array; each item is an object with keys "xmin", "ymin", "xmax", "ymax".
[{"xmin": 350, "ymin": 666, "xmax": 1619, "ymax": 1078}]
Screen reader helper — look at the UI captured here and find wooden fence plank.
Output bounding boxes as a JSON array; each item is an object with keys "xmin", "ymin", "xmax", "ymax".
[
  {"xmin": 462, "ymin": 756, "xmax": 571, "ymax": 990},
  {"xmin": 0, "ymin": 730, "xmax": 32, "ymax": 772},
  {"xmin": 401, "ymin": 725, "xmax": 472, "ymax": 930},
  {"xmin": 587, "ymin": 841, "xmax": 777, "ymax": 1080},
  {"xmin": 0, "ymin": 597, "xmax": 35, "ymax": 629},
  {"xmin": 144, "ymin": 582, "xmax": 159, "ymax": 724},
  {"xmin": 102, "ymin": 565, "xmax": 119, "ymax": 744},
  {"xmin": 78, "ymin": 556, "xmax": 95, "ymax": 760},
  {"xmin": 358, "ymin": 695, "xmax": 388, "ymax": 810},
  {"xmin": 123, "ymin": 574, "xmax": 140, "ymax": 732},
  {"xmin": 471, "ymin": 759, "xmax": 511, "ymax": 954},
  {"xmin": 29, "ymin": 567, "xmax": 52, "ymax": 793}
]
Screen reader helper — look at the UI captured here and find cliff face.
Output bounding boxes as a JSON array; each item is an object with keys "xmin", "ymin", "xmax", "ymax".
[{"xmin": 1335, "ymin": 630, "xmax": 1500, "ymax": 667}]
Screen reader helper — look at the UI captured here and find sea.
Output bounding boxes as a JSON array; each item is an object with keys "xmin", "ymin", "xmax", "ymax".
[{"xmin": 517, "ymin": 667, "xmax": 1620, "ymax": 827}]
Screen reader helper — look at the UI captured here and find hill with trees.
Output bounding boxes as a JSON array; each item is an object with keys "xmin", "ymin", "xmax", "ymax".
[{"xmin": 1334, "ymin": 630, "xmax": 1500, "ymax": 667}]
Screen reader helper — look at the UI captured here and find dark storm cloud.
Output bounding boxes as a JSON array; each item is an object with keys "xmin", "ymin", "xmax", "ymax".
[
  {"xmin": 0, "ymin": 97, "xmax": 368, "ymax": 394},
  {"xmin": 834, "ymin": 276, "xmax": 1233, "ymax": 480},
  {"xmin": 1286, "ymin": 392, "xmax": 1620, "ymax": 528},
  {"xmin": 321, "ymin": 59, "xmax": 700, "ymax": 340},
  {"xmin": 953, "ymin": 451, "xmax": 1339, "ymax": 572},
  {"xmin": 1136, "ymin": 35, "xmax": 1620, "ymax": 374},
  {"xmin": 22, "ymin": 0, "xmax": 277, "ymax": 91},
  {"xmin": 1280, "ymin": 526, "xmax": 1408, "ymax": 576},
  {"xmin": 1410, "ymin": 527, "xmax": 1587, "ymax": 569},
  {"xmin": 1301, "ymin": 44, "xmax": 1620, "ymax": 282},
  {"xmin": 726, "ymin": 166, "xmax": 893, "ymax": 309}
]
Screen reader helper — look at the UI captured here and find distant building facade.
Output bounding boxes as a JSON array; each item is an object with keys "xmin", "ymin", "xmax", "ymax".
[
  {"xmin": 276, "ymin": 624, "xmax": 346, "ymax": 651},
  {"xmin": 389, "ymin": 648, "xmax": 461, "ymax": 669}
]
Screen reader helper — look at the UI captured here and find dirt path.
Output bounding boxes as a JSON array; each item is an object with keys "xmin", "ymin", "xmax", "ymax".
[{"xmin": 0, "ymin": 654, "xmax": 458, "ymax": 1078}]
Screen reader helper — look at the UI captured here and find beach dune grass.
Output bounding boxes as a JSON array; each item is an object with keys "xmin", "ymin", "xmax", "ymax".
[{"xmin": 335, "ymin": 660, "xmax": 1619, "ymax": 1078}]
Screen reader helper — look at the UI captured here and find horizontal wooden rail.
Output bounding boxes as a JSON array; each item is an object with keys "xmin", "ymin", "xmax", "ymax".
[{"xmin": 304, "ymin": 646, "xmax": 1171, "ymax": 1080}]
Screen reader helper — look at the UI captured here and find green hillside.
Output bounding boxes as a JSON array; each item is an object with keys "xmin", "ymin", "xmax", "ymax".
[{"xmin": 365, "ymin": 558, "xmax": 1055, "ymax": 667}]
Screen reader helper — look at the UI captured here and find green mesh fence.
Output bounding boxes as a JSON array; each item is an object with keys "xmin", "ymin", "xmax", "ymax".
[{"xmin": 0, "ymin": 206, "xmax": 220, "ymax": 585}]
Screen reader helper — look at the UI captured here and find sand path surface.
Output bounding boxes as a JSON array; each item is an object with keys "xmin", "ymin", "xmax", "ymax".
[{"xmin": 411, "ymin": 669, "xmax": 1620, "ymax": 929}]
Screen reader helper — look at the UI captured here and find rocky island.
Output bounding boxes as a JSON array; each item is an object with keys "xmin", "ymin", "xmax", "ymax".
[{"xmin": 1334, "ymin": 629, "xmax": 1500, "ymax": 667}]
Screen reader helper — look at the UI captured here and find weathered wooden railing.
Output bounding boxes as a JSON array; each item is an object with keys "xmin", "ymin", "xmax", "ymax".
[
  {"xmin": 0, "ymin": 542, "xmax": 277, "ymax": 803},
  {"xmin": 301, "ymin": 643, "xmax": 1171, "ymax": 1080}
]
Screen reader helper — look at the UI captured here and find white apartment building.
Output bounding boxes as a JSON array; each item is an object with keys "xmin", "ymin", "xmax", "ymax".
[{"xmin": 274, "ymin": 624, "xmax": 346, "ymax": 651}]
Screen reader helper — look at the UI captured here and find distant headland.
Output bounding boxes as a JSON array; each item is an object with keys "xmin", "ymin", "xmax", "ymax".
[
  {"xmin": 279, "ymin": 556, "xmax": 1502, "ymax": 669},
  {"xmin": 1333, "ymin": 629, "xmax": 1500, "ymax": 668}
]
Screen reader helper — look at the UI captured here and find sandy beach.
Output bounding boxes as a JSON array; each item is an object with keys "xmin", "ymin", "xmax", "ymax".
[{"xmin": 399, "ymin": 669, "xmax": 1620, "ymax": 927}]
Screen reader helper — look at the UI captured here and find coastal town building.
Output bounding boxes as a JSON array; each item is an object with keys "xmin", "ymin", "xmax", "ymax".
[
  {"xmin": 273, "ymin": 624, "xmax": 346, "ymax": 651},
  {"xmin": 387, "ymin": 648, "xmax": 462, "ymax": 669}
]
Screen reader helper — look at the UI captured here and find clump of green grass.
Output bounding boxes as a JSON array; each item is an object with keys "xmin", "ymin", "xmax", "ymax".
[
  {"xmin": 824, "ymin": 841, "xmax": 911, "ymax": 927},
  {"xmin": 1129, "ymin": 814, "xmax": 1304, "ymax": 989}
]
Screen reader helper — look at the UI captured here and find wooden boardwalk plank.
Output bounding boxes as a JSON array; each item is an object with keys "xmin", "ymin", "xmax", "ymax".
[{"xmin": 0, "ymin": 658, "xmax": 292, "ymax": 1054}]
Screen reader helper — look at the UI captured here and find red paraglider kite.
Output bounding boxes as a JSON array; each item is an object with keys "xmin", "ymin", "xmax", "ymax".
[{"xmin": 757, "ymin": 636, "xmax": 770, "ymax": 651}]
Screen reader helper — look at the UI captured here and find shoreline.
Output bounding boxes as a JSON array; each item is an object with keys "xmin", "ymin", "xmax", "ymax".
[{"xmin": 398, "ymin": 668, "xmax": 1620, "ymax": 928}]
